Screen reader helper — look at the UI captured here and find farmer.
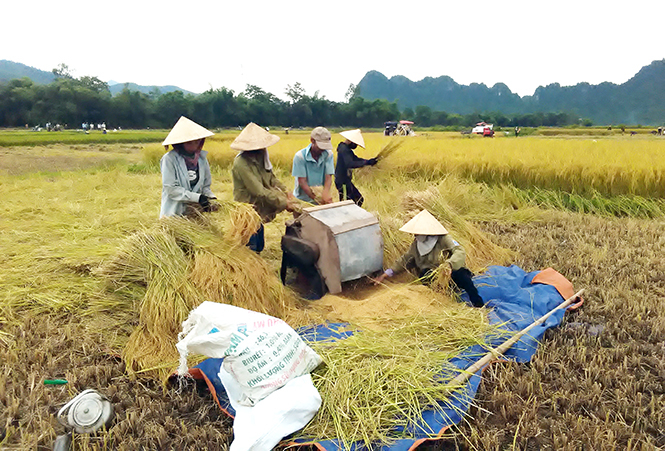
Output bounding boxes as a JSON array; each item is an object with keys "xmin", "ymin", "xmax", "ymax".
[
  {"xmin": 292, "ymin": 127, "xmax": 335, "ymax": 205},
  {"xmin": 160, "ymin": 116, "xmax": 216, "ymax": 218},
  {"xmin": 374, "ymin": 210, "xmax": 484, "ymax": 307},
  {"xmin": 334, "ymin": 129, "xmax": 377, "ymax": 206},
  {"xmin": 231, "ymin": 122, "xmax": 299, "ymax": 253}
]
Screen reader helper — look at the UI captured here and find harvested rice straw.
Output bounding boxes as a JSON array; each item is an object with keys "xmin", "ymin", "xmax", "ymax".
[
  {"xmin": 426, "ymin": 263, "xmax": 455, "ymax": 296},
  {"xmin": 374, "ymin": 139, "xmax": 404, "ymax": 161},
  {"xmin": 97, "ymin": 227, "xmax": 203, "ymax": 379},
  {"xmin": 294, "ymin": 308, "xmax": 501, "ymax": 448},
  {"xmin": 97, "ymin": 211, "xmax": 299, "ymax": 380},
  {"xmin": 189, "ymin": 247, "xmax": 298, "ymax": 319},
  {"xmin": 221, "ymin": 202, "xmax": 262, "ymax": 246}
]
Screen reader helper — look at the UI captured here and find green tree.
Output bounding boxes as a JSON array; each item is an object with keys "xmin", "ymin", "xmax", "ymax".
[
  {"xmin": 52, "ymin": 63, "xmax": 73, "ymax": 79},
  {"xmin": 415, "ymin": 105, "xmax": 433, "ymax": 126}
]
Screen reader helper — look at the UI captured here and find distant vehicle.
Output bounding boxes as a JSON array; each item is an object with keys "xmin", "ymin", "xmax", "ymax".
[
  {"xmin": 384, "ymin": 120, "xmax": 415, "ymax": 136},
  {"xmin": 471, "ymin": 121, "xmax": 494, "ymax": 137}
]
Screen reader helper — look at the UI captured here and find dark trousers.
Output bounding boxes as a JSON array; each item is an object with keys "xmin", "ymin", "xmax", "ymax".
[
  {"xmin": 279, "ymin": 255, "xmax": 326, "ymax": 300},
  {"xmin": 336, "ymin": 181, "xmax": 364, "ymax": 207},
  {"xmin": 420, "ymin": 266, "xmax": 484, "ymax": 307},
  {"xmin": 247, "ymin": 223, "xmax": 265, "ymax": 253}
]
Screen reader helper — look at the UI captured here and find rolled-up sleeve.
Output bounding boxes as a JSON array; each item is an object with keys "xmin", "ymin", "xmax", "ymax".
[
  {"xmin": 390, "ymin": 241, "xmax": 417, "ymax": 275},
  {"xmin": 442, "ymin": 235, "xmax": 466, "ymax": 271}
]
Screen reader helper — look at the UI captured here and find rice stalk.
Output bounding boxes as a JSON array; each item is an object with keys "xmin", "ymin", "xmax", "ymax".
[
  {"xmin": 295, "ymin": 308, "xmax": 502, "ymax": 448},
  {"xmin": 426, "ymin": 263, "xmax": 455, "ymax": 296},
  {"xmin": 96, "ymin": 205, "xmax": 298, "ymax": 380},
  {"xmin": 374, "ymin": 139, "xmax": 404, "ymax": 161},
  {"xmin": 189, "ymin": 247, "xmax": 297, "ymax": 319},
  {"xmin": 222, "ymin": 202, "xmax": 262, "ymax": 246}
]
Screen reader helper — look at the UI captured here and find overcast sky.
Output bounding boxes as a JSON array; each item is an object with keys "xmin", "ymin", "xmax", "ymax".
[{"xmin": 3, "ymin": 0, "xmax": 663, "ymax": 101}]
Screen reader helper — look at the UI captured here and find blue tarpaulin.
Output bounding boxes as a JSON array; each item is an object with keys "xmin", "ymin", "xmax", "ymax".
[{"xmin": 191, "ymin": 265, "xmax": 577, "ymax": 450}]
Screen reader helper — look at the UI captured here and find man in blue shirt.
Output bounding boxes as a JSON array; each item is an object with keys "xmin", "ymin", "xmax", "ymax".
[{"xmin": 292, "ymin": 126, "xmax": 335, "ymax": 204}]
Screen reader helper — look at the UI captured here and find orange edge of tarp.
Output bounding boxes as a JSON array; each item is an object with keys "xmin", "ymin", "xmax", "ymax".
[
  {"xmin": 186, "ymin": 368, "xmax": 235, "ymax": 419},
  {"xmin": 531, "ymin": 267, "xmax": 574, "ymax": 300}
]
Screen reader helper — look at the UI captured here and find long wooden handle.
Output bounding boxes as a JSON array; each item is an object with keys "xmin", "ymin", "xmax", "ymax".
[{"xmin": 445, "ymin": 289, "xmax": 585, "ymax": 390}]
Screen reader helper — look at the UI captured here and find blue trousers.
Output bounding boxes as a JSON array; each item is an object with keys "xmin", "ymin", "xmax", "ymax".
[{"xmin": 247, "ymin": 223, "xmax": 265, "ymax": 253}]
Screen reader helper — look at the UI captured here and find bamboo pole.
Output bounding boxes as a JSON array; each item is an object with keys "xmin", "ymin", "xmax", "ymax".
[{"xmin": 445, "ymin": 289, "xmax": 585, "ymax": 390}]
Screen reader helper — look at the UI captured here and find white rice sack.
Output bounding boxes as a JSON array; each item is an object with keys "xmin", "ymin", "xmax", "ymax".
[{"xmin": 223, "ymin": 320, "xmax": 322, "ymax": 406}]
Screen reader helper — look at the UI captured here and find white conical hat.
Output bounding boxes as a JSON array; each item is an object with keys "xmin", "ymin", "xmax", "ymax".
[
  {"xmin": 399, "ymin": 210, "xmax": 448, "ymax": 235},
  {"xmin": 162, "ymin": 116, "xmax": 214, "ymax": 146},
  {"xmin": 339, "ymin": 129, "xmax": 365, "ymax": 148},
  {"xmin": 230, "ymin": 122, "xmax": 280, "ymax": 151}
]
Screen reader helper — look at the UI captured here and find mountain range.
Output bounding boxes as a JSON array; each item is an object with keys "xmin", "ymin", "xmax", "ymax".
[
  {"xmin": 0, "ymin": 60, "xmax": 193, "ymax": 96},
  {"xmin": 3, "ymin": 59, "xmax": 664, "ymax": 125},
  {"xmin": 356, "ymin": 60, "xmax": 665, "ymax": 125}
]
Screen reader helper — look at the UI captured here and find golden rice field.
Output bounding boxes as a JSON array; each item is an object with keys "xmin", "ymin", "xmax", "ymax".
[
  {"xmin": 138, "ymin": 130, "xmax": 665, "ymax": 199},
  {"xmin": 1, "ymin": 130, "xmax": 664, "ymax": 450}
]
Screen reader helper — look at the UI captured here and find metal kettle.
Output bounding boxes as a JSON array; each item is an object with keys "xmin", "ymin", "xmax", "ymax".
[{"xmin": 56, "ymin": 389, "xmax": 114, "ymax": 434}]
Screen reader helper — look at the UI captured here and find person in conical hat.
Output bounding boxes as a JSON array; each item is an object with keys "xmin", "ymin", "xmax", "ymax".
[
  {"xmin": 231, "ymin": 123, "xmax": 298, "ymax": 253},
  {"xmin": 334, "ymin": 129, "xmax": 377, "ymax": 207},
  {"xmin": 160, "ymin": 116, "xmax": 216, "ymax": 218},
  {"xmin": 374, "ymin": 210, "xmax": 484, "ymax": 307}
]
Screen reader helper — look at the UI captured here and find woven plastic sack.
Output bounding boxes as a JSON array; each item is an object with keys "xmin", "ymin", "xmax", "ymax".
[{"xmin": 176, "ymin": 302, "xmax": 322, "ymax": 406}]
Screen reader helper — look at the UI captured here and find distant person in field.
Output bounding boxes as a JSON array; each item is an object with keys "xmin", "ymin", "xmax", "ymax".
[
  {"xmin": 160, "ymin": 116, "xmax": 217, "ymax": 218},
  {"xmin": 334, "ymin": 129, "xmax": 377, "ymax": 206},
  {"xmin": 292, "ymin": 126, "xmax": 335, "ymax": 205},
  {"xmin": 231, "ymin": 122, "xmax": 299, "ymax": 253},
  {"xmin": 515, "ymin": 126, "xmax": 521, "ymax": 137},
  {"xmin": 374, "ymin": 209, "xmax": 484, "ymax": 307}
]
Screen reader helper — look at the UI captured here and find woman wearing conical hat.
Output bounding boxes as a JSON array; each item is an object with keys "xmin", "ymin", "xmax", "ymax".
[
  {"xmin": 160, "ymin": 116, "xmax": 216, "ymax": 218},
  {"xmin": 334, "ymin": 129, "xmax": 377, "ymax": 207},
  {"xmin": 374, "ymin": 210, "xmax": 484, "ymax": 307},
  {"xmin": 231, "ymin": 123, "xmax": 298, "ymax": 253}
]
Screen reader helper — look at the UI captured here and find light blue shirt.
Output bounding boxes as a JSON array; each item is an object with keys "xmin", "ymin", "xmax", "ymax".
[
  {"xmin": 160, "ymin": 150, "xmax": 215, "ymax": 217},
  {"xmin": 291, "ymin": 144, "xmax": 335, "ymax": 202}
]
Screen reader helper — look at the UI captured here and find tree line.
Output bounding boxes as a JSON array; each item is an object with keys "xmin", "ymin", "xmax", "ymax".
[{"xmin": 0, "ymin": 71, "xmax": 591, "ymax": 130}]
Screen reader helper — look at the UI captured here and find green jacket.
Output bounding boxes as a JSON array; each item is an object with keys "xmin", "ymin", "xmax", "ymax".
[
  {"xmin": 232, "ymin": 151, "xmax": 288, "ymax": 223},
  {"xmin": 390, "ymin": 234, "xmax": 466, "ymax": 274}
]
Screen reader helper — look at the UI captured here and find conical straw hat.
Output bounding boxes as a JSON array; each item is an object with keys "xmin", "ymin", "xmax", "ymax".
[
  {"xmin": 162, "ymin": 116, "xmax": 214, "ymax": 146},
  {"xmin": 339, "ymin": 129, "xmax": 365, "ymax": 148},
  {"xmin": 399, "ymin": 210, "xmax": 448, "ymax": 235},
  {"xmin": 230, "ymin": 123, "xmax": 280, "ymax": 151}
]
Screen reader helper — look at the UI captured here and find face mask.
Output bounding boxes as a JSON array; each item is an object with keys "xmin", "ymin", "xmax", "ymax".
[
  {"xmin": 415, "ymin": 235, "xmax": 438, "ymax": 256},
  {"xmin": 348, "ymin": 142, "xmax": 357, "ymax": 150}
]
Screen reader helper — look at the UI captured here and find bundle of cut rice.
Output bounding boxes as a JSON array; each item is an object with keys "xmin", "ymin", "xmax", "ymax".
[{"xmin": 96, "ymin": 205, "xmax": 297, "ymax": 380}]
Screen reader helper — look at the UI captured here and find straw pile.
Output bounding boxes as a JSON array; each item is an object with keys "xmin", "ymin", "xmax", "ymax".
[
  {"xmin": 293, "ymin": 285, "xmax": 501, "ymax": 448},
  {"xmin": 96, "ymin": 203, "xmax": 298, "ymax": 380}
]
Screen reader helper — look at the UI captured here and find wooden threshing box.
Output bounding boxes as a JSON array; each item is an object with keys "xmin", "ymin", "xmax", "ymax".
[{"xmin": 299, "ymin": 200, "xmax": 384, "ymax": 294}]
